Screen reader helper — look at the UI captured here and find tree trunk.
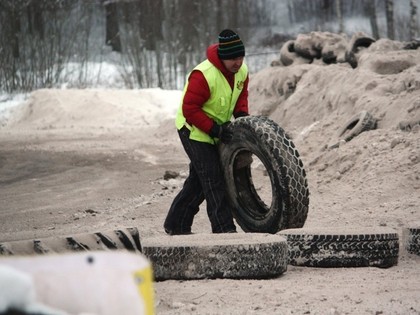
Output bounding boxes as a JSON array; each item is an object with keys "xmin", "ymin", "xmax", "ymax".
[
  {"xmin": 385, "ymin": 0, "xmax": 395, "ymax": 40},
  {"xmin": 216, "ymin": 0, "xmax": 223, "ymax": 32},
  {"xmin": 105, "ymin": 2, "xmax": 121, "ymax": 52},
  {"xmin": 231, "ymin": 0, "xmax": 239, "ymax": 29},
  {"xmin": 336, "ymin": 0, "xmax": 343, "ymax": 33},
  {"xmin": 409, "ymin": 0, "xmax": 418, "ymax": 40},
  {"xmin": 287, "ymin": 0, "xmax": 294, "ymax": 24},
  {"xmin": 27, "ymin": 1, "xmax": 45, "ymax": 40},
  {"xmin": 11, "ymin": 8, "xmax": 20, "ymax": 58},
  {"xmin": 365, "ymin": 1, "xmax": 380, "ymax": 39}
]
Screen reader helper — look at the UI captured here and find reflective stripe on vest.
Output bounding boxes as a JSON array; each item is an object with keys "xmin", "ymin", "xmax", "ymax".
[{"xmin": 175, "ymin": 59, "xmax": 248, "ymax": 144}]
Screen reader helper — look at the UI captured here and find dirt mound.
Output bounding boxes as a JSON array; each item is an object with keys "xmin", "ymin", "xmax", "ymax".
[
  {"xmin": 5, "ymin": 88, "xmax": 181, "ymax": 132},
  {"xmin": 250, "ymin": 37, "xmax": 420, "ymax": 231},
  {"xmin": 252, "ymin": 39, "xmax": 420, "ymax": 133}
]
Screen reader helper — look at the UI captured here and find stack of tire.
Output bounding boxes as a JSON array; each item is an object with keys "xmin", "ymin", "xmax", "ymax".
[{"xmin": 278, "ymin": 31, "xmax": 376, "ymax": 68}]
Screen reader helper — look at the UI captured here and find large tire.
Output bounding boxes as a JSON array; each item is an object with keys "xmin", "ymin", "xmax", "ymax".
[
  {"xmin": 0, "ymin": 227, "xmax": 142, "ymax": 256},
  {"xmin": 219, "ymin": 116, "xmax": 309, "ymax": 233},
  {"xmin": 279, "ymin": 228, "xmax": 399, "ymax": 268},
  {"xmin": 143, "ymin": 233, "xmax": 288, "ymax": 281}
]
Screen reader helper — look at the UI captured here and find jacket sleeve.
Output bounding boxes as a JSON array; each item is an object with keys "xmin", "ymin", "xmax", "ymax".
[
  {"xmin": 233, "ymin": 74, "xmax": 249, "ymax": 118},
  {"xmin": 182, "ymin": 70, "xmax": 215, "ymax": 134}
]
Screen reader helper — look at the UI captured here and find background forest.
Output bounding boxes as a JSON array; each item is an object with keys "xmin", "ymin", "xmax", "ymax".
[{"xmin": 0, "ymin": 0, "xmax": 419, "ymax": 92}]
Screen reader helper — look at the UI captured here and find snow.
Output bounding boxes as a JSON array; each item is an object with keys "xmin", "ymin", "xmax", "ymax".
[{"xmin": 0, "ymin": 59, "xmax": 182, "ymax": 129}]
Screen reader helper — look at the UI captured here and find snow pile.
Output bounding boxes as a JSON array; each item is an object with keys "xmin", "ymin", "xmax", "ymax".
[{"xmin": 3, "ymin": 88, "xmax": 181, "ymax": 132}]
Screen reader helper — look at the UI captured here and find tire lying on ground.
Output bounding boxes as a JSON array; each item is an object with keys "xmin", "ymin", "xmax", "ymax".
[
  {"xmin": 403, "ymin": 227, "xmax": 420, "ymax": 256},
  {"xmin": 0, "ymin": 227, "xmax": 142, "ymax": 256},
  {"xmin": 345, "ymin": 35, "xmax": 376, "ymax": 68},
  {"xmin": 143, "ymin": 233, "xmax": 288, "ymax": 281},
  {"xmin": 279, "ymin": 40, "xmax": 296, "ymax": 66},
  {"xmin": 219, "ymin": 116, "xmax": 309, "ymax": 233},
  {"xmin": 330, "ymin": 110, "xmax": 377, "ymax": 148},
  {"xmin": 279, "ymin": 228, "xmax": 399, "ymax": 268},
  {"xmin": 338, "ymin": 110, "xmax": 377, "ymax": 142}
]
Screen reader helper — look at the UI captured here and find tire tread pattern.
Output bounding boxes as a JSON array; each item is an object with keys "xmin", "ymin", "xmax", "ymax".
[
  {"xmin": 404, "ymin": 227, "xmax": 420, "ymax": 256},
  {"xmin": 143, "ymin": 237, "xmax": 288, "ymax": 280},
  {"xmin": 280, "ymin": 231, "xmax": 399, "ymax": 268}
]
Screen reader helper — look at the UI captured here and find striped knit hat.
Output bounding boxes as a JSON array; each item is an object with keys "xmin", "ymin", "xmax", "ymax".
[{"xmin": 217, "ymin": 29, "xmax": 245, "ymax": 60}]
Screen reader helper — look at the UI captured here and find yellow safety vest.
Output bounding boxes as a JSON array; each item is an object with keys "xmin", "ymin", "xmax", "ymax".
[{"xmin": 175, "ymin": 59, "xmax": 248, "ymax": 144}]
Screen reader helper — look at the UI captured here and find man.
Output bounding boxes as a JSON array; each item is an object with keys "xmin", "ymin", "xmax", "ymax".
[{"xmin": 164, "ymin": 29, "xmax": 249, "ymax": 235}]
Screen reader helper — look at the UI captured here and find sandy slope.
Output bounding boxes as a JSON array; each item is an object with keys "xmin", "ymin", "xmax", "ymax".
[{"xmin": 0, "ymin": 37, "xmax": 419, "ymax": 314}]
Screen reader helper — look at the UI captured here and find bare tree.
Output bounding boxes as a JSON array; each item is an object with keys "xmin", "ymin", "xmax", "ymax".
[
  {"xmin": 215, "ymin": 0, "xmax": 223, "ymax": 31},
  {"xmin": 409, "ymin": 0, "xmax": 418, "ymax": 40},
  {"xmin": 385, "ymin": 0, "xmax": 395, "ymax": 40},
  {"xmin": 0, "ymin": 0, "xmax": 95, "ymax": 92},
  {"xmin": 287, "ymin": 0, "xmax": 295, "ymax": 24},
  {"xmin": 27, "ymin": 1, "xmax": 44, "ymax": 40},
  {"xmin": 3, "ymin": 2, "xmax": 22, "ymax": 59},
  {"xmin": 365, "ymin": 0, "xmax": 380, "ymax": 39},
  {"xmin": 336, "ymin": 0, "xmax": 343, "ymax": 33},
  {"xmin": 2, "ymin": 0, "xmax": 419, "ymax": 93},
  {"xmin": 105, "ymin": 1, "xmax": 121, "ymax": 52},
  {"xmin": 321, "ymin": 0, "xmax": 334, "ymax": 22}
]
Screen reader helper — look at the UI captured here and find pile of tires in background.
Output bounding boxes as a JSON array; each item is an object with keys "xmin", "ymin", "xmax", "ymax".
[{"xmin": 274, "ymin": 31, "xmax": 420, "ymax": 69}]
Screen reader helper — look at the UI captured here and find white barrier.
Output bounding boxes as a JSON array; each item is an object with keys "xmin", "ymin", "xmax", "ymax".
[{"xmin": 0, "ymin": 251, "xmax": 154, "ymax": 315}]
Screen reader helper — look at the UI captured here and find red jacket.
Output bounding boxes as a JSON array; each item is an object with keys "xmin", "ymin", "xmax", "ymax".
[{"xmin": 182, "ymin": 44, "xmax": 249, "ymax": 134}]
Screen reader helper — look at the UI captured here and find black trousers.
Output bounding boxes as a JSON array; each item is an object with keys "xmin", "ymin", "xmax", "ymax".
[{"xmin": 164, "ymin": 127, "xmax": 236, "ymax": 233}]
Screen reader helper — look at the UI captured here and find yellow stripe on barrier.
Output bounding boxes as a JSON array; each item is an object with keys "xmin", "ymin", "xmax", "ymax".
[{"xmin": 134, "ymin": 266, "xmax": 155, "ymax": 315}]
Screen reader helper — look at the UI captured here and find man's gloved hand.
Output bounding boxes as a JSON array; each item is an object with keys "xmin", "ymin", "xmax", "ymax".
[
  {"xmin": 209, "ymin": 121, "xmax": 234, "ymax": 144},
  {"xmin": 234, "ymin": 111, "xmax": 249, "ymax": 119}
]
